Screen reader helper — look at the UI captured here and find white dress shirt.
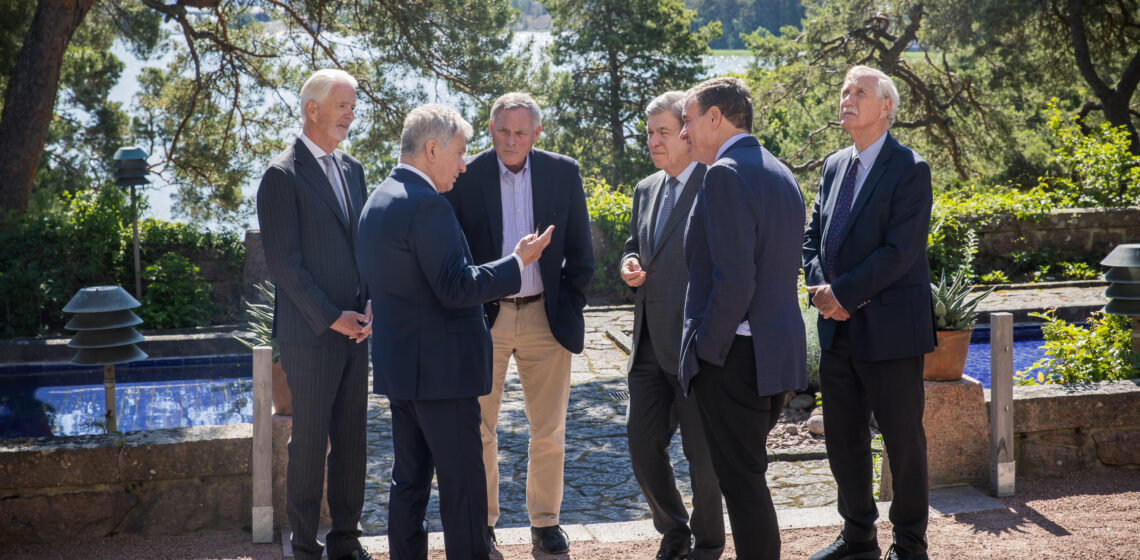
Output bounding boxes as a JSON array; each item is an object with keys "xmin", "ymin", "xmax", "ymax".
[{"xmin": 497, "ymin": 155, "xmax": 543, "ymax": 297}]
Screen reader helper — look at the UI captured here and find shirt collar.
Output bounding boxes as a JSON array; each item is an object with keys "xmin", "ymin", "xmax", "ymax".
[
  {"xmin": 715, "ymin": 133, "xmax": 751, "ymax": 161},
  {"xmin": 496, "ymin": 152, "xmax": 531, "ymax": 178},
  {"xmin": 395, "ymin": 162, "xmax": 437, "ymax": 192},
  {"xmin": 852, "ymin": 131, "xmax": 889, "ymax": 170},
  {"xmin": 670, "ymin": 161, "xmax": 699, "ymax": 186},
  {"xmin": 299, "ymin": 132, "xmax": 333, "ymax": 161}
]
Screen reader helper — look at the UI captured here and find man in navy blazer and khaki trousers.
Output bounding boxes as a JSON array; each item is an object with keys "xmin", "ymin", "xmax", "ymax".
[
  {"xmin": 803, "ymin": 66, "xmax": 935, "ymax": 560},
  {"xmin": 678, "ymin": 77, "xmax": 807, "ymax": 560},
  {"xmin": 444, "ymin": 92, "xmax": 594, "ymax": 554},
  {"xmin": 257, "ymin": 69, "xmax": 372, "ymax": 560},
  {"xmin": 356, "ymin": 104, "xmax": 553, "ymax": 560}
]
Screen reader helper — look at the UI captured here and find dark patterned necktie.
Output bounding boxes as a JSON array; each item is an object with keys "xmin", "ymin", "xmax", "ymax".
[
  {"xmin": 652, "ymin": 177, "xmax": 679, "ymax": 252},
  {"xmin": 824, "ymin": 154, "xmax": 860, "ymax": 281}
]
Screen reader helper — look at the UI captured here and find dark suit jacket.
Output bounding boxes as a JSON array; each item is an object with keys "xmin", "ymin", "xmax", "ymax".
[
  {"xmin": 444, "ymin": 148, "xmax": 595, "ymax": 354},
  {"xmin": 257, "ymin": 138, "xmax": 368, "ymax": 345},
  {"xmin": 357, "ymin": 167, "xmax": 523, "ymax": 400},
  {"xmin": 679, "ymin": 136, "xmax": 807, "ymax": 396},
  {"xmin": 802, "ymin": 133, "xmax": 936, "ymax": 360},
  {"xmin": 621, "ymin": 165, "xmax": 705, "ymax": 375}
]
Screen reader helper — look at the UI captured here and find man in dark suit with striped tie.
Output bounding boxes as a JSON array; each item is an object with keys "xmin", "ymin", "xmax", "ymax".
[
  {"xmin": 803, "ymin": 66, "xmax": 936, "ymax": 560},
  {"xmin": 257, "ymin": 69, "xmax": 372, "ymax": 560}
]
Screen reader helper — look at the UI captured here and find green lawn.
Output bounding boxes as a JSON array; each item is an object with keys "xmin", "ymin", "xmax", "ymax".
[{"xmin": 709, "ymin": 49, "xmax": 751, "ymax": 56}]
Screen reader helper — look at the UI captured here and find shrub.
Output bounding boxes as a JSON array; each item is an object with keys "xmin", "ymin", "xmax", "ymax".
[
  {"xmin": 584, "ymin": 177, "xmax": 632, "ymax": 299},
  {"xmin": 1016, "ymin": 310, "xmax": 1139, "ymax": 385},
  {"xmin": 136, "ymin": 254, "xmax": 212, "ymax": 329}
]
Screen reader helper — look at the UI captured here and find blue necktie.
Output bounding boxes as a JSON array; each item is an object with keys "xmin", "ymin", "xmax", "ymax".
[
  {"xmin": 824, "ymin": 155, "xmax": 860, "ymax": 281},
  {"xmin": 652, "ymin": 177, "xmax": 679, "ymax": 253}
]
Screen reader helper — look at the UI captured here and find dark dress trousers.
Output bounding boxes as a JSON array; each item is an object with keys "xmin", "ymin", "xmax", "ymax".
[
  {"xmin": 257, "ymin": 138, "xmax": 370, "ymax": 560},
  {"xmin": 444, "ymin": 148, "xmax": 595, "ymax": 354},
  {"xmin": 802, "ymin": 132, "xmax": 936, "ymax": 556},
  {"xmin": 679, "ymin": 136, "xmax": 807, "ymax": 560},
  {"xmin": 622, "ymin": 166, "xmax": 724, "ymax": 558},
  {"xmin": 356, "ymin": 167, "xmax": 522, "ymax": 560}
]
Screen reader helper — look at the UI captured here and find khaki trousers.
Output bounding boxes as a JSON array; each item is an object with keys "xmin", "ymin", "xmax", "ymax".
[{"xmin": 480, "ymin": 296, "xmax": 572, "ymax": 528}]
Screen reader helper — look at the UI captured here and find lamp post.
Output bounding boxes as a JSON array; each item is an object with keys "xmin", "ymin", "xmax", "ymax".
[
  {"xmin": 1101, "ymin": 244, "xmax": 1140, "ymax": 356},
  {"xmin": 64, "ymin": 286, "xmax": 147, "ymax": 433},
  {"xmin": 113, "ymin": 147, "xmax": 151, "ymax": 300}
]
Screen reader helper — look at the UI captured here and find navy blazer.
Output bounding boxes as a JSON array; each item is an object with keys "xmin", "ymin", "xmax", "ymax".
[
  {"xmin": 802, "ymin": 132, "xmax": 936, "ymax": 360},
  {"xmin": 356, "ymin": 168, "xmax": 522, "ymax": 400},
  {"xmin": 679, "ymin": 136, "xmax": 807, "ymax": 396},
  {"xmin": 444, "ymin": 148, "xmax": 595, "ymax": 354}
]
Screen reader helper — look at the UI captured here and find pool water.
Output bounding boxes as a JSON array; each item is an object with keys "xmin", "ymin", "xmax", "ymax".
[
  {"xmin": 963, "ymin": 324, "xmax": 1048, "ymax": 389},
  {"xmin": 0, "ymin": 355, "xmax": 252, "ymax": 438}
]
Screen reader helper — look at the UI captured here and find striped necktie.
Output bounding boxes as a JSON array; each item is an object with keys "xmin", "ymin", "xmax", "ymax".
[
  {"xmin": 652, "ymin": 176, "xmax": 679, "ymax": 252},
  {"xmin": 321, "ymin": 154, "xmax": 349, "ymax": 221},
  {"xmin": 824, "ymin": 154, "xmax": 860, "ymax": 281}
]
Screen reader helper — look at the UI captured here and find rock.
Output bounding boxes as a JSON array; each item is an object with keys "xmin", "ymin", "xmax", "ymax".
[
  {"xmin": 806, "ymin": 414, "xmax": 825, "ymax": 436},
  {"xmin": 785, "ymin": 425, "xmax": 799, "ymax": 436},
  {"xmin": 788, "ymin": 393, "xmax": 816, "ymax": 411}
]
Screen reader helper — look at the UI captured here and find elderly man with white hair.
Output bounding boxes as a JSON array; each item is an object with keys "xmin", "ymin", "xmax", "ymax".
[
  {"xmin": 803, "ymin": 66, "xmax": 936, "ymax": 560},
  {"xmin": 356, "ymin": 104, "xmax": 552, "ymax": 560},
  {"xmin": 258, "ymin": 68, "xmax": 372, "ymax": 560}
]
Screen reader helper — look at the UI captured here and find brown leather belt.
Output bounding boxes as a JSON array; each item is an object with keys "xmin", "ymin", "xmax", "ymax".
[{"xmin": 500, "ymin": 293, "xmax": 543, "ymax": 305}]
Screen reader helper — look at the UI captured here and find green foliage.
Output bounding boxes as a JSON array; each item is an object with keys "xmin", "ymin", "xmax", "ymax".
[
  {"xmin": 0, "ymin": 188, "xmax": 127, "ymax": 337},
  {"xmin": 234, "ymin": 281, "xmax": 278, "ymax": 361},
  {"xmin": 584, "ymin": 177, "xmax": 633, "ymax": 297},
  {"xmin": 1017, "ymin": 310, "xmax": 1139, "ymax": 385},
  {"xmin": 687, "ymin": 0, "xmax": 804, "ymax": 50},
  {"xmin": 543, "ymin": 0, "xmax": 719, "ymax": 186},
  {"xmin": 930, "ymin": 269, "xmax": 994, "ymax": 330},
  {"xmin": 979, "ymin": 270, "xmax": 1009, "ymax": 284},
  {"xmin": 1046, "ymin": 101, "xmax": 1140, "ymax": 207},
  {"xmin": 134, "ymin": 218, "xmax": 245, "ymax": 273},
  {"xmin": 137, "ymin": 254, "xmax": 212, "ymax": 330}
]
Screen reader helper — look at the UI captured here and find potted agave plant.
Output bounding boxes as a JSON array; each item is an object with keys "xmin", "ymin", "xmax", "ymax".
[
  {"xmin": 235, "ymin": 281, "xmax": 292, "ymax": 415},
  {"xmin": 924, "ymin": 269, "xmax": 996, "ymax": 381}
]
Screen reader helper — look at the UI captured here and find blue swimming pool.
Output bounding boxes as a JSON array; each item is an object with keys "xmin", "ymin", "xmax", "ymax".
[
  {"xmin": 963, "ymin": 324, "xmax": 1048, "ymax": 389},
  {"xmin": 0, "ymin": 355, "xmax": 252, "ymax": 438}
]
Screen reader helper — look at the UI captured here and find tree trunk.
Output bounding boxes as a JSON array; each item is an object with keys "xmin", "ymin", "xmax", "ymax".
[
  {"xmin": 607, "ymin": 47, "xmax": 624, "ymax": 188},
  {"xmin": 0, "ymin": 0, "xmax": 97, "ymax": 214}
]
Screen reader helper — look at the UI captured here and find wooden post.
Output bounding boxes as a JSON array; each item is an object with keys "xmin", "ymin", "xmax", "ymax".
[
  {"xmin": 131, "ymin": 183, "xmax": 142, "ymax": 300},
  {"xmin": 103, "ymin": 364, "xmax": 117, "ymax": 433},
  {"xmin": 989, "ymin": 312, "xmax": 1015, "ymax": 496},
  {"xmin": 252, "ymin": 346, "xmax": 273, "ymax": 543}
]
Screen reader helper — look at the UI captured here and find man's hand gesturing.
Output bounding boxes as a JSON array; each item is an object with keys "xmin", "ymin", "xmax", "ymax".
[{"xmin": 513, "ymin": 225, "xmax": 555, "ymax": 266}]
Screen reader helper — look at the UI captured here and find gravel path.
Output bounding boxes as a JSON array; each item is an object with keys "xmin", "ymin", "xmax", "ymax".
[{"xmin": 6, "ymin": 468, "xmax": 1138, "ymax": 559}]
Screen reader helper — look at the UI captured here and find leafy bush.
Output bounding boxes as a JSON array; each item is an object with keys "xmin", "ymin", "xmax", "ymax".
[
  {"xmin": 584, "ymin": 177, "xmax": 633, "ymax": 299},
  {"xmin": 1016, "ymin": 310, "xmax": 1139, "ymax": 385},
  {"xmin": 1046, "ymin": 100, "xmax": 1140, "ymax": 207},
  {"xmin": 137, "ymin": 253, "xmax": 212, "ymax": 329}
]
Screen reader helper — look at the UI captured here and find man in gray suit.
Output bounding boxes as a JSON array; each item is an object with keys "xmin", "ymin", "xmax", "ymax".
[
  {"xmin": 257, "ymin": 69, "xmax": 372, "ymax": 560},
  {"xmin": 620, "ymin": 91, "xmax": 723, "ymax": 560}
]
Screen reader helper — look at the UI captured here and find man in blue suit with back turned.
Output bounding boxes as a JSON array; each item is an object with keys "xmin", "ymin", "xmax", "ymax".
[
  {"xmin": 678, "ymin": 77, "xmax": 807, "ymax": 560},
  {"xmin": 803, "ymin": 66, "xmax": 935, "ymax": 560},
  {"xmin": 356, "ymin": 104, "xmax": 552, "ymax": 560}
]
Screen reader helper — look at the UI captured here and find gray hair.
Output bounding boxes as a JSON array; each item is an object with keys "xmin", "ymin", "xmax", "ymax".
[
  {"xmin": 399, "ymin": 104, "xmax": 474, "ymax": 159},
  {"xmin": 845, "ymin": 65, "xmax": 900, "ymax": 125},
  {"xmin": 299, "ymin": 69, "xmax": 358, "ymax": 120},
  {"xmin": 490, "ymin": 92, "xmax": 542, "ymax": 128},
  {"xmin": 646, "ymin": 91, "xmax": 686, "ymax": 125}
]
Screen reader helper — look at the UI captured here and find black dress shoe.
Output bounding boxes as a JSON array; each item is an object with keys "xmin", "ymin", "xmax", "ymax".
[
  {"xmin": 809, "ymin": 535, "xmax": 880, "ymax": 560},
  {"xmin": 334, "ymin": 544, "xmax": 371, "ymax": 560},
  {"xmin": 530, "ymin": 524, "xmax": 570, "ymax": 554},
  {"xmin": 655, "ymin": 535, "xmax": 692, "ymax": 560},
  {"xmin": 885, "ymin": 544, "xmax": 930, "ymax": 560},
  {"xmin": 486, "ymin": 526, "xmax": 497, "ymax": 549}
]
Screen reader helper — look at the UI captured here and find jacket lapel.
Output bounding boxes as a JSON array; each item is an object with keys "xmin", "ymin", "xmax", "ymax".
[
  {"xmin": 478, "ymin": 151, "xmax": 505, "ymax": 252},
  {"xmin": 529, "ymin": 150, "xmax": 552, "ymax": 232},
  {"xmin": 821, "ymin": 146, "xmax": 854, "ymax": 249},
  {"xmin": 841, "ymin": 133, "xmax": 896, "ymax": 237},
  {"xmin": 648, "ymin": 165, "xmax": 703, "ymax": 262},
  {"xmin": 294, "ymin": 139, "xmax": 350, "ymax": 233},
  {"xmin": 640, "ymin": 172, "xmax": 667, "ymax": 266}
]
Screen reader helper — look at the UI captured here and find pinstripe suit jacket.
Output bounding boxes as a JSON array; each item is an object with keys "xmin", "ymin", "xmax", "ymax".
[{"xmin": 257, "ymin": 137, "xmax": 368, "ymax": 345}]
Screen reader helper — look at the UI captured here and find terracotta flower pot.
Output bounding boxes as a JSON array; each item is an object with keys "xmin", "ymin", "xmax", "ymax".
[
  {"xmin": 272, "ymin": 361, "xmax": 293, "ymax": 416},
  {"xmin": 923, "ymin": 328, "xmax": 972, "ymax": 382}
]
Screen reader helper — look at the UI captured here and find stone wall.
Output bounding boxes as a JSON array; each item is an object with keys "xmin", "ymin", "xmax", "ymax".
[
  {"xmin": 1008, "ymin": 379, "xmax": 1140, "ymax": 477},
  {"xmin": 0, "ymin": 425, "xmax": 251, "ymax": 543},
  {"xmin": 973, "ymin": 207, "xmax": 1140, "ymax": 269}
]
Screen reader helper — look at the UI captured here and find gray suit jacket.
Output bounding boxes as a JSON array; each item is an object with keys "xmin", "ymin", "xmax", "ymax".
[
  {"xmin": 257, "ymin": 137, "xmax": 368, "ymax": 345},
  {"xmin": 621, "ymin": 165, "xmax": 705, "ymax": 375}
]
